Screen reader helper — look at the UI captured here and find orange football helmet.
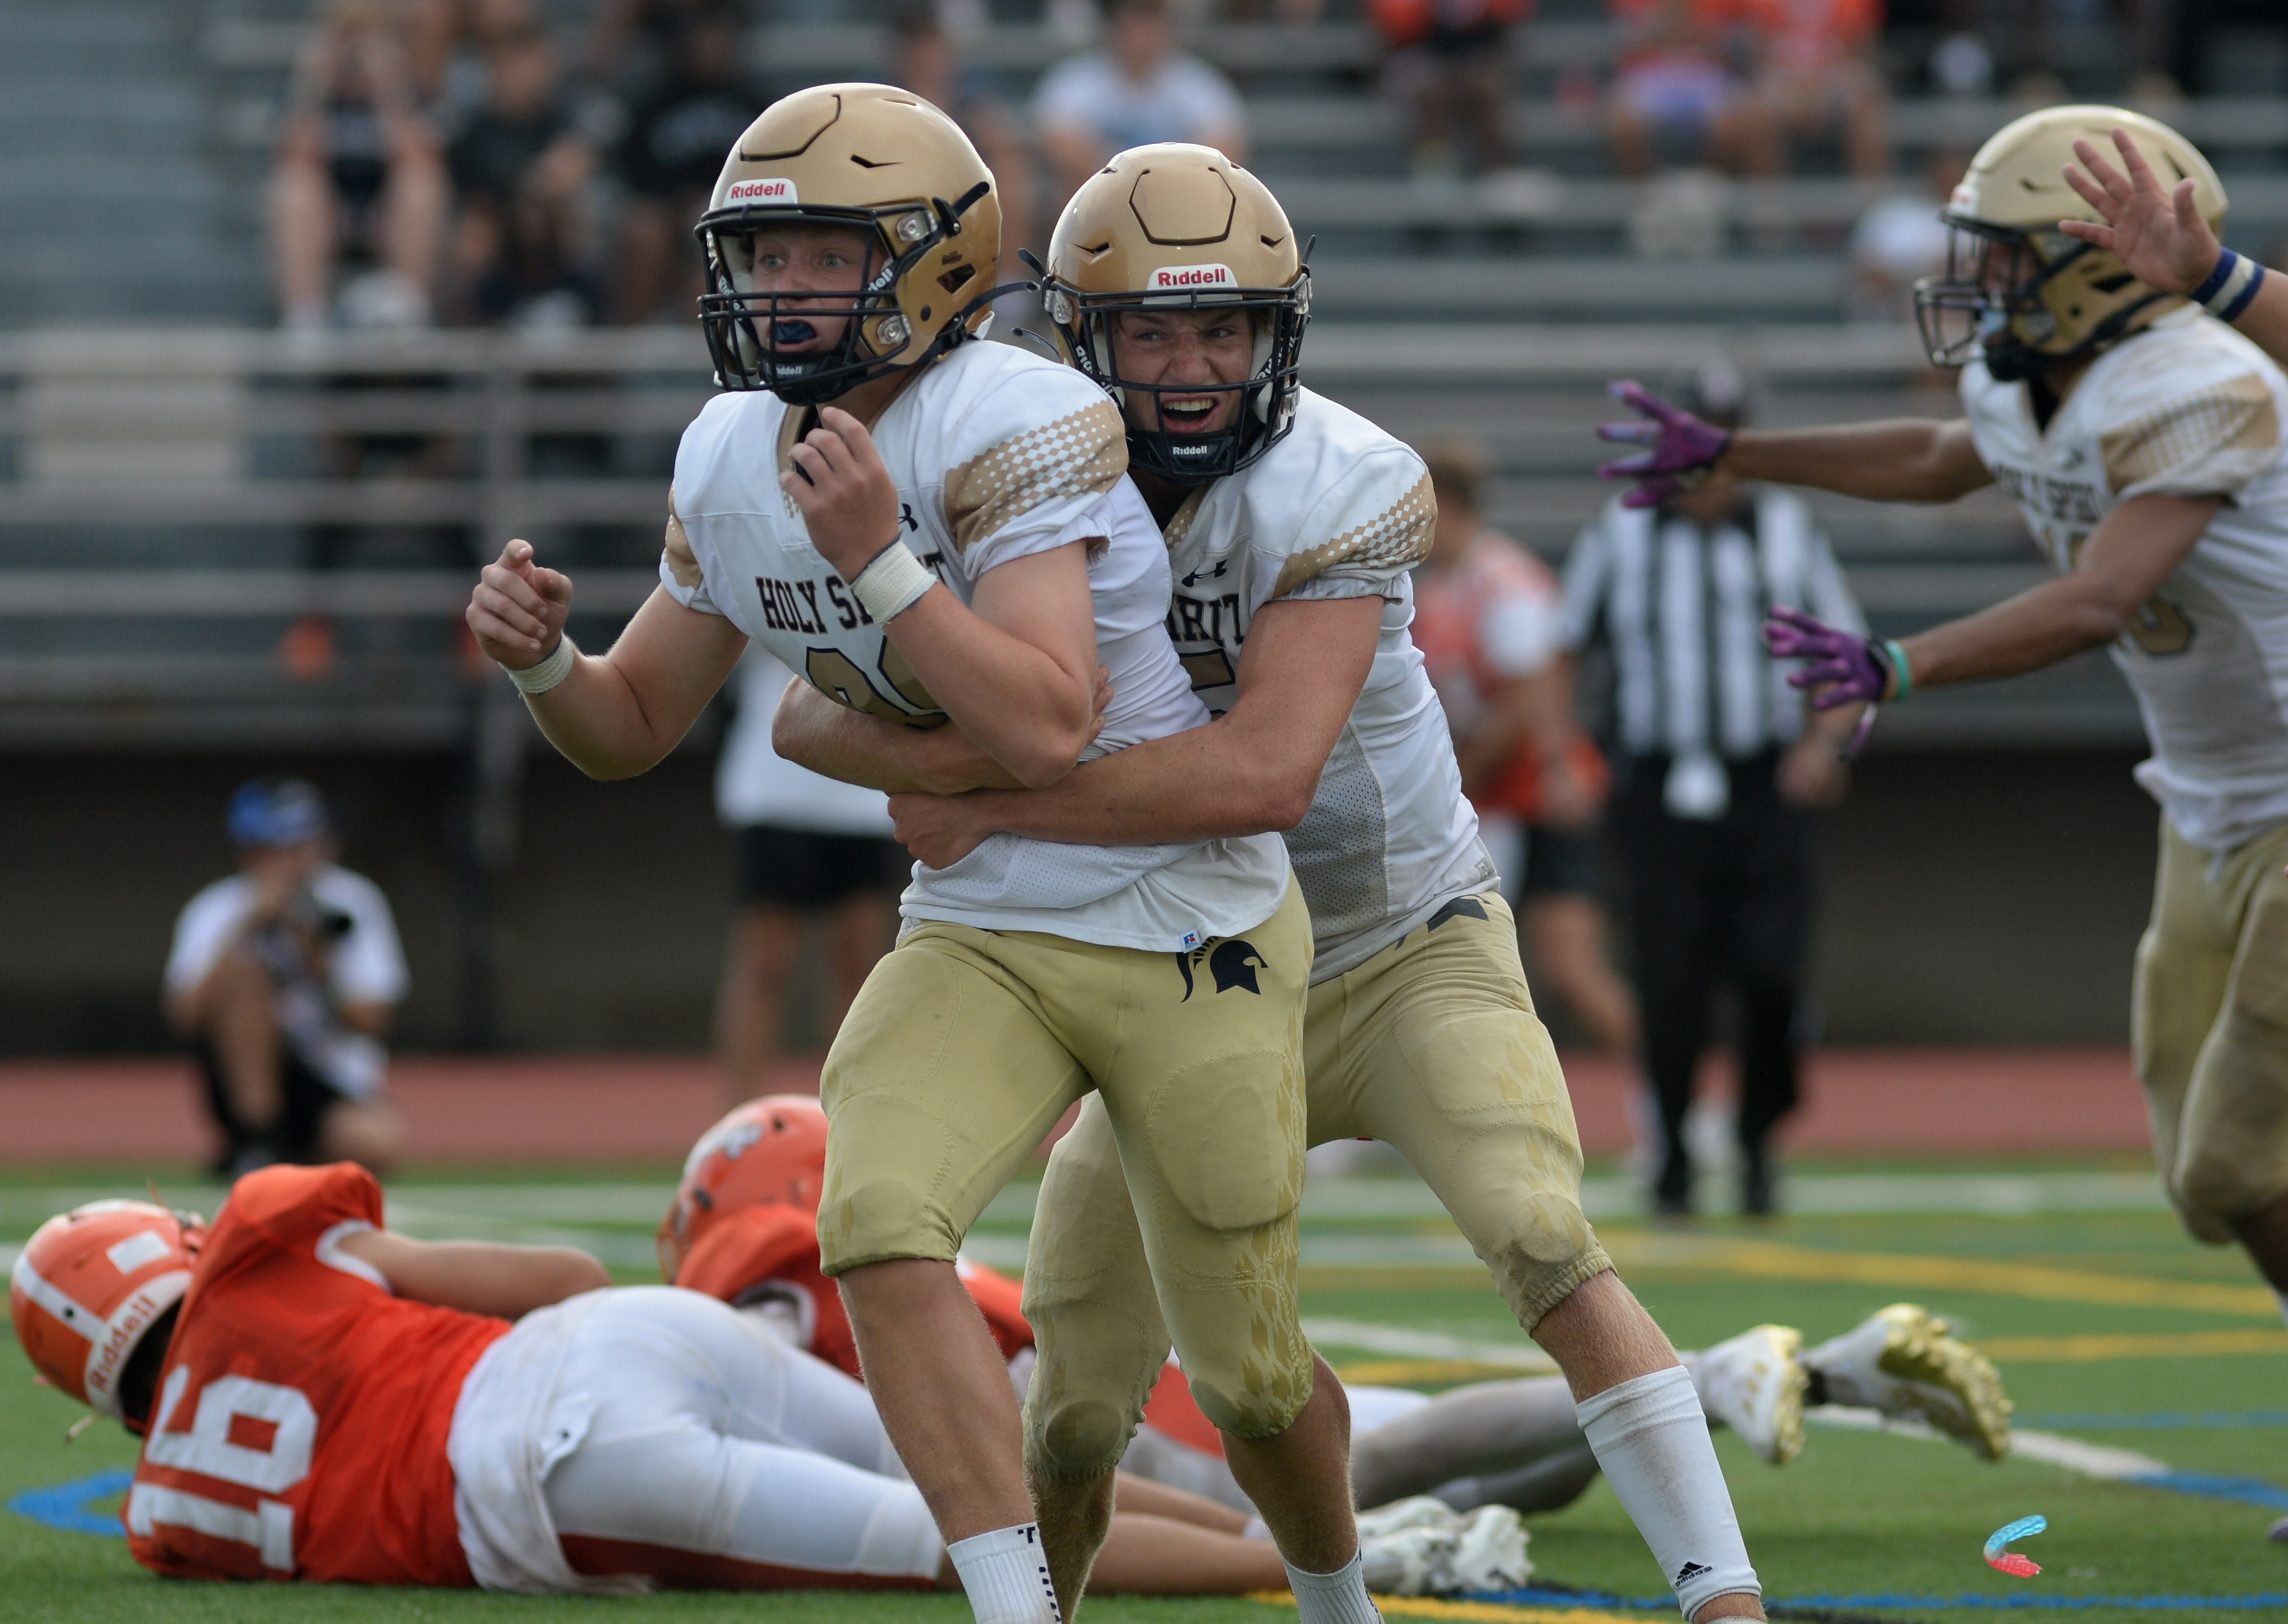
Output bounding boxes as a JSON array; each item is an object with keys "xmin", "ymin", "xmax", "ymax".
[
  {"xmin": 10, "ymin": 1199, "xmax": 204, "ymax": 1428},
  {"xmin": 657, "ymin": 1095, "xmax": 829, "ymax": 1284}
]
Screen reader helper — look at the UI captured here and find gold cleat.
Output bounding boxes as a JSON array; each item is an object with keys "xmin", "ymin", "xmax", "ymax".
[{"xmin": 1804, "ymin": 1304, "xmax": 2013, "ymax": 1461}]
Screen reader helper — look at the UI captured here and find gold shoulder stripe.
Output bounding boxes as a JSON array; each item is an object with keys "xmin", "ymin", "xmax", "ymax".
[
  {"xmin": 944, "ymin": 399, "xmax": 1128, "ymax": 555},
  {"xmin": 1162, "ymin": 485, "xmax": 1209, "ymax": 552},
  {"xmin": 2101, "ymin": 372, "xmax": 2279, "ymax": 490},
  {"xmin": 1271, "ymin": 471, "xmax": 1437, "ymax": 599},
  {"xmin": 663, "ymin": 484, "xmax": 703, "ymax": 589}
]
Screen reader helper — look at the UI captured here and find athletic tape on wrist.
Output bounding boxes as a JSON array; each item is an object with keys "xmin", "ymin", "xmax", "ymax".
[
  {"xmin": 1882, "ymin": 639, "xmax": 1913, "ymax": 701},
  {"xmin": 508, "ymin": 633, "xmax": 576, "ymax": 694},
  {"xmin": 851, "ymin": 540, "xmax": 935, "ymax": 623},
  {"xmin": 2194, "ymin": 249, "xmax": 2266, "ymax": 323}
]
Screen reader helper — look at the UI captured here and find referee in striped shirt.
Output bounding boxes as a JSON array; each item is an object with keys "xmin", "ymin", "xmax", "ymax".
[{"xmin": 1560, "ymin": 368, "xmax": 1868, "ymax": 1216}]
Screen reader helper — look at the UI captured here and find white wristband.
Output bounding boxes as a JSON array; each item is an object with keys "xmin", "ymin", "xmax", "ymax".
[
  {"xmin": 507, "ymin": 633, "xmax": 576, "ymax": 694},
  {"xmin": 849, "ymin": 540, "xmax": 936, "ymax": 623}
]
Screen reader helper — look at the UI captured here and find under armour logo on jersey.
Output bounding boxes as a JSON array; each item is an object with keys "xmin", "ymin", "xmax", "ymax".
[
  {"xmin": 899, "ymin": 503, "xmax": 920, "ymax": 532},
  {"xmin": 1673, "ymin": 1561, "xmax": 1713, "ymax": 1587},
  {"xmin": 1175, "ymin": 938, "xmax": 1267, "ymax": 1001}
]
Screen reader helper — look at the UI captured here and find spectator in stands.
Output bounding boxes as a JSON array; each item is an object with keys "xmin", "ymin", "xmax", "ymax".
[
  {"xmin": 1409, "ymin": 439, "xmax": 1641, "ymax": 1061},
  {"xmin": 269, "ymin": 2, "xmax": 447, "ymax": 332},
  {"xmin": 889, "ymin": 4, "xmax": 1031, "ymax": 296},
  {"xmin": 1606, "ymin": 0, "xmax": 1765, "ymax": 180},
  {"xmin": 584, "ymin": 0, "xmax": 744, "ymax": 96},
  {"xmin": 405, "ymin": 0, "xmax": 544, "ymax": 118},
  {"xmin": 1742, "ymin": 0, "xmax": 1890, "ymax": 182},
  {"xmin": 1371, "ymin": 0, "xmax": 1532, "ymax": 184},
  {"xmin": 1564, "ymin": 367, "xmax": 1865, "ymax": 1216},
  {"xmin": 164, "ymin": 778, "xmax": 407, "ymax": 1178},
  {"xmin": 445, "ymin": 20, "xmax": 601, "ymax": 326},
  {"xmin": 1846, "ymin": 146, "xmax": 1967, "ymax": 322},
  {"xmin": 610, "ymin": 4, "xmax": 762, "ymax": 323},
  {"xmin": 1035, "ymin": 0, "xmax": 1247, "ymax": 208},
  {"xmin": 714, "ymin": 654, "xmax": 905, "ymax": 1106}
]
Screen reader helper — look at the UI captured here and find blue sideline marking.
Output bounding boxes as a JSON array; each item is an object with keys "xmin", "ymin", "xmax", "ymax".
[
  {"xmin": 2030, "ymin": 1412, "xmax": 2288, "ymax": 1432},
  {"xmin": 6, "ymin": 1468, "xmax": 131, "ymax": 1537},
  {"xmin": 1482, "ymin": 1590, "xmax": 2288, "ymax": 1613},
  {"xmin": 2125, "ymin": 1471, "xmax": 2288, "ymax": 1511}
]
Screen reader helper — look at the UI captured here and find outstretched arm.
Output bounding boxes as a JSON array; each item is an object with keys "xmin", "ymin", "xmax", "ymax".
[
  {"xmin": 2063, "ymin": 127, "xmax": 2288, "ymax": 366},
  {"xmin": 335, "ymin": 1228, "xmax": 610, "ymax": 1318},
  {"xmin": 1767, "ymin": 494, "xmax": 2222, "ymax": 703},
  {"xmin": 887, "ymin": 594, "xmax": 1383, "ymax": 868},
  {"xmin": 1598, "ymin": 382, "xmax": 1993, "ymax": 506}
]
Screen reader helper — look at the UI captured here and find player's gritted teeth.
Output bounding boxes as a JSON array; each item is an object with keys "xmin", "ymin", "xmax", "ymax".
[{"xmin": 1160, "ymin": 396, "xmax": 1223, "ymax": 430}]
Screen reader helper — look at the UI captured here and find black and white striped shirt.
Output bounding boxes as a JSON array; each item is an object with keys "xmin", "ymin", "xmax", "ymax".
[{"xmin": 1560, "ymin": 490, "xmax": 1865, "ymax": 759}]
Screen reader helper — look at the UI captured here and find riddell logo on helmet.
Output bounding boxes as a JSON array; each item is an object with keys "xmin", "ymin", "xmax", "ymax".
[
  {"xmin": 727, "ymin": 178, "xmax": 797, "ymax": 204},
  {"xmin": 1151, "ymin": 264, "xmax": 1235, "ymax": 290},
  {"xmin": 87, "ymin": 1289, "xmax": 163, "ymax": 1397}
]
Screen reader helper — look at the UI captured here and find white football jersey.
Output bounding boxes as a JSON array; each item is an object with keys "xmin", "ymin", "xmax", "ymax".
[
  {"xmin": 1962, "ymin": 306, "xmax": 2288, "ymax": 852},
  {"xmin": 663, "ymin": 340, "xmax": 1289, "ymax": 951},
  {"xmin": 1158, "ymin": 389, "xmax": 1494, "ymax": 981}
]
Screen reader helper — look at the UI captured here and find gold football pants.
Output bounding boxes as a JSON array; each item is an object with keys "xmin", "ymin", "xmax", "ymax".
[
  {"xmin": 816, "ymin": 880, "xmax": 1315, "ymax": 1444},
  {"xmin": 1023, "ymin": 892, "xmax": 1611, "ymax": 1482},
  {"xmin": 2134, "ymin": 816, "xmax": 2288, "ymax": 1243}
]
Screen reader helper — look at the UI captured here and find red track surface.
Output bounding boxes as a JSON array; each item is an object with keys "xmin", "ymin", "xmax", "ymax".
[{"xmin": 0, "ymin": 1047, "xmax": 2149, "ymax": 1165}]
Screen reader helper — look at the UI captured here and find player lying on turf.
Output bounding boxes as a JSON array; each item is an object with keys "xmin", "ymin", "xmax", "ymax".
[
  {"xmin": 666, "ymin": 1099, "xmax": 2013, "ymax": 1575},
  {"xmin": 463, "ymin": 87, "xmax": 1359, "ymax": 1624},
  {"xmin": 8, "ymin": 1167, "xmax": 1515, "ymax": 1597},
  {"xmin": 779, "ymin": 144, "xmax": 1770, "ymax": 1624},
  {"xmin": 1599, "ymin": 107, "xmax": 2288, "ymax": 1352}
]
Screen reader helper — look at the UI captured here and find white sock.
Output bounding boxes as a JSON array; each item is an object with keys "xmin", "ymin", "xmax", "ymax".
[
  {"xmin": 1286, "ymin": 1550, "xmax": 1382, "ymax": 1624},
  {"xmin": 1575, "ymin": 1366, "xmax": 1760, "ymax": 1619},
  {"xmin": 946, "ymin": 1523, "xmax": 1061, "ymax": 1624}
]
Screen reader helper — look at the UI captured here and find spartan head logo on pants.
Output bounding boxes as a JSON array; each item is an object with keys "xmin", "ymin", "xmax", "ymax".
[{"xmin": 1175, "ymin": 939, "xmax": 1265, "ymax": 1001}]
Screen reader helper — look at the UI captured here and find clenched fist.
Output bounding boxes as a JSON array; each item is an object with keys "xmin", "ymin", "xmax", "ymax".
[{"xmin": 466, "ymin": 539, "xmax": 573, "ymax": 670}]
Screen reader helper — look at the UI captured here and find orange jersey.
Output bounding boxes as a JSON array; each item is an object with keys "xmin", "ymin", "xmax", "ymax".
[
  {"xmin": 675, "ymin": 1204, "xmax": 1225, "ymax": 1454},
  {"xmin": 1413, "ymin": 532, "xmax": 1609, "ymax": 822},
  {"xmin": 127, "ymin": 1164, "xmax": 509, "ymax": 1586}
]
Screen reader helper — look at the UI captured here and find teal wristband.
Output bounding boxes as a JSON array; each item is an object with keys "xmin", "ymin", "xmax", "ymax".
[{"xmin": 1882, "ymin": 639, "xmax": 1912, "ymax": 701}]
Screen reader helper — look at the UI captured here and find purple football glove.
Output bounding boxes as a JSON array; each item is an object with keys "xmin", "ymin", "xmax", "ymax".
[
  {"xmin": 1596, "ymin": 380, "xmax": 1733, "ymax": 509},
  {"xmin": 1762, "ymin": 607, "xmax": 1890, "ymax": 708}
]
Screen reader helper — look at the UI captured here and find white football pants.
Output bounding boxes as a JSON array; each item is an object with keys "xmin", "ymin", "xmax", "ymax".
[{"xmin": 541, "ymin": 1287, "xmax": 943, "ymax": 1589}]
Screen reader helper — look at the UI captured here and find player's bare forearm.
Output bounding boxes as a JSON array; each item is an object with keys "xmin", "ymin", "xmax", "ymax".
[
  {"xmin": 1724, "ymin": 419, "xmax": 1994, "ymax": 503},
  {"xmin": 901, "ymin": 596, "xmax": 1382, "ymax": 858},
  {"xmin": 520, "ymin": 589, "xmax": 748, "ymax": 779},
  {"xmin": 772, "ymin": 676, "xmax": 1023, "ymax": 794},
  {"xmin": 874, "ymin": 546, "xmax": 1098, "ymax": 788},
  {"xmin": 782, "ymin": 408, "xmax": 1096, "ymax": 787},
  {"xmin": 1896, "ymin": 494, "xmax": 2219, "ymax": 689},
  {"xmin": 335, "ymin": 1229, "xmax": 610, "ymax": 1318}
]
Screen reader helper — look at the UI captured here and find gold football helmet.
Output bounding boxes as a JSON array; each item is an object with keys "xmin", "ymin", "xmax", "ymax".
[
  {"xmin": 1914, "ymin": 104, "xmax": 2227, "ymax": 381},
  {"xmin": 1040, "ymin": 144, "xmax": 1310, "ymax": 484},
  {"xmin": 694, "ymin": 83, "xmax": 1004, "ymax": 403}
]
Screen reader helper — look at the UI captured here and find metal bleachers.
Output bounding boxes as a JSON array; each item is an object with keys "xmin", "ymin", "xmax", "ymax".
[{"xmin": 4, "ymin": 0, "xmax": 2234, "ymax": 755}]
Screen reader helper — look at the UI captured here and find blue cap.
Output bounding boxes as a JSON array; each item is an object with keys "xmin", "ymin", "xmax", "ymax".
[{"xmin": 226, "ymin": 778, "xmax": 331, "ymax": 849}]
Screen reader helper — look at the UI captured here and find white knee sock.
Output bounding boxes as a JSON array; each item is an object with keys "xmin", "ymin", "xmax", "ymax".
[
  {"xmin": 946, "ymin": 1523, "xmax": 1061, "ymax": 1624},
  {"xmin": 1286, "ymin": 1551, "xmax": 1382, "ymax": 1624},
  {"xmin": 1575, "ymin": 1366, "xmax": 1760, "ymax": 1620}
]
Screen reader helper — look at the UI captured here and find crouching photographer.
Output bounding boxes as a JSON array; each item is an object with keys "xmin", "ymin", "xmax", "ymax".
[{"xmin": 163, "ymin": 777, "xmax": 408, "ymax": 1177}]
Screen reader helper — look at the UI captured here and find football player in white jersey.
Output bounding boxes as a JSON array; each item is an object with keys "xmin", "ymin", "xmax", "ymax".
[
  {"xmin": 465, "ymin": 89, "xmax": 1360, "ymax": 1624},
  {"xmin": 777, "ymin": 145, "xmax": 1773, "ymax": 1624},
  {"xmin": 1600, "ymin": 106, "xmax": 2288, "ymax": 1332}
]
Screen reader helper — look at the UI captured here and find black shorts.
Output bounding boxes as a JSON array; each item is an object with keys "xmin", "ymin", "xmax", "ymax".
[
  {"xmin": 737, "ymin": 824, "xmax": 909, "ymax": 911},
  {"xmin": 1520, "ymin": 824, "xmax": 1605, "ymax": 900},
  {"xmin": 194, "ymin": 1038, "xmax": 351, "ymax": 1171}
]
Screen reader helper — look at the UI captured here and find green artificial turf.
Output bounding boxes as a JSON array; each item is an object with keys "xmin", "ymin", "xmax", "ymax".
[{"xmin": 6, "ymin": 1160, "xmax": 2288, "ymax": 1623}]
